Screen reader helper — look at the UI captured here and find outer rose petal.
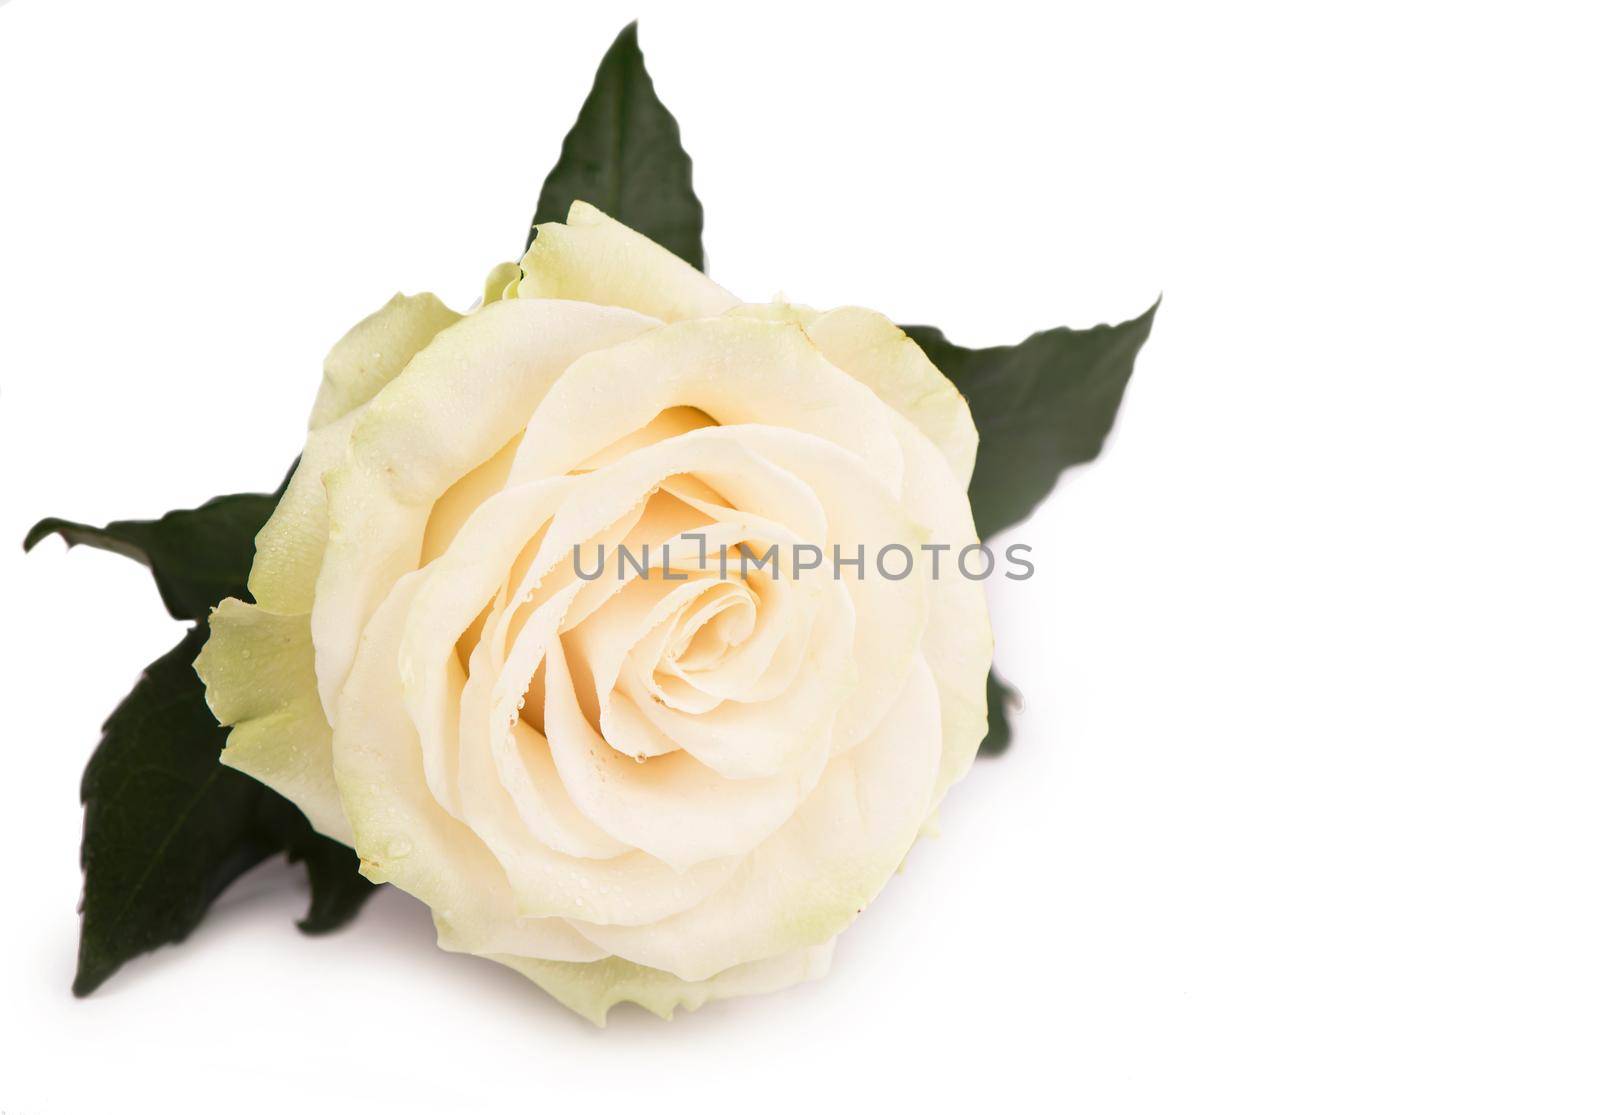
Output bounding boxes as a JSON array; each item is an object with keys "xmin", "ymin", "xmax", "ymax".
[
  {"xmin": 878, "ymin": 409, "xmax": 993, "ymax": 800},
  {"xmin": 309, "ymin": 292, "xmax": 462, "ymax": 429},
  {"xmin": 248, "ymin": 411, "xmax": 357, "ymax": 615},
  {"xmin": 196, "ymin": 599, "xmax": 351, "ymax": 842},
  {"xmin": 800, "ymin": 305, "xmax": 980, "ymax": 489},
  {"xmin": 570, "ymin": 659, "xmax": 943, "ymax": 980},
  {"xmin": 479, "ymin": 261, "xmax": 521, "ymax": 307},
  {"xmin": 725, "ymin": 302, "xmax": 979, "ymax": 488},
  {"xmin": 731, "ymin": 307, "xmax": 991, "ymax": 784},
  {"xmin": 724, "ymin": 301, "xmax": 819, "ymax": 326},
  {"xmin": 505, "ymin": 315, "xmax": 905, "ymax": 494},
  {"xmin": 496, "ymin": 940, "xmax": 835, "ymax": 1026},
  {"xmin": 254, "ymin": 292, "xmax": 463, "ymax": 614},
  {"xmin": 201, "ymin": 291, "xmax": 468, "ymax": 844},
  {"xmin": 519, "ymin": 200, "xmax": 738, "ymax": 322}
]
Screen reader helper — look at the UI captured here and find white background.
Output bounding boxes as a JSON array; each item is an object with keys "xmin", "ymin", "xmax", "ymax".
[{"xmin": 2, "ymin": 1, "xmax": 1597, "ymax": 1110}]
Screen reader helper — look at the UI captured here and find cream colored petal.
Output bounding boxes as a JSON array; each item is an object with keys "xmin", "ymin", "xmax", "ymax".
[
  {"xmin": 471, "ymin": 585, "xmax": 630, "ymax": 858},
  {"xmin": 800, "ymin": 305, "xmax": 979, "ymax": 489},
  {"xmin": 563, "ymin": 519, "xmax": 836, "ymax": 779},
  {"xmin": 439, "ymin": 909, "xmax": 605, "ymax": 964},
  {"xmin": 505, "ymin": 722, "xmax": 631, "ymax": 858},
  {"xmin": 570, "ymin": 575, "xmax": 737, "ymax": 718},
  {"xmin": 646, "ymin": 482, "xmax": 819, "ymax": 704},
  {"xmin": 594, "ymin": 694, "xmax": 679, "ymax": 762},
  {"xmin": 495, "ymin": 939, "xmax": 835, "ymax": 1026},
  {"xmin": 722, "ymin": 301, "xmax": 978, "ymax": 487},
  {"xmin": 550, "ymin": 490, "xmax": 710, "ymax": 638},
  {"xmin": 332, "ymin": 572, "xmax": 502, "ymax": 888},
  {"xmin": 397, "ymin": 478, "xmax": 576, "ymax": 815},
  {"xmin": 247, "ymin": 410, "xmax": 358, "ymax": 615},
  {"xmin": 309, "ymin": 292, "xmax": 462, "ymax": 430},
  {"xmin": 418, "ymin": 433, "xmax": 524, "ymax": 567},
  {"xmin": 609, "ymin": 585, "xmax": 851, "ymax": 783},
  {"xmin": 571, "ymin": 658, "xmax": 942, "ymax": 980},
  {"xmin": 506, "ymin": 315, "xmax": 904, "ymax": 493},
  {"xmin": 884, "ymin": 410, "xmax": 994, "ymax": 800},
  {"xmin": 312, "ymin": 299, "xmax": 658, "ymax": 719},
  {"xmin": 450, "ymin": 583, "xmax": 743, "ymax": 923},
  {"xmin": 527, "ymin": 432, "xmax": 831, "ymax": 578},
  {"xmin": 570, "ymin": 407, "xmax": 716, "ymax": 476},
  {"xmin": 454, "ymin": 704, "xmax": 742, "ymax": 926},
  {"xmin": 719, "ymin": 424, "xmax": 929, "ymax": 752},
  {"xmin": 197, "ymin": 598, "xmax": 351, "ymax": 843},
  {"xmin": 519, "ymin": 200, "xmax": 738, "ymax": 322},
  {"xmin": 724, "ymin": 301, "xmax": 819, "ymax": 326},
  {"xmin": 522, "ymin": 428, "xmax": 901, "ymax": 780},
  {"xmin": 332, "ymin": 572, "xmax": 626, "ymax": 956},
  {"xmin": 250, "ymin": 294, "xmax": 466, "ymax": 614},
  {"xmin": 529, "ymin": 422, "xmax": 928, "ymax": 765},
  {"xmin": 545, "ymin": 635, "xmax": 830, "ymax": 872}
]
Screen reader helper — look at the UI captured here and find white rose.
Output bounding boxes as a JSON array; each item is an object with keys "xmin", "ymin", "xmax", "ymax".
[{"xmin": 197, "ymin": 202, "xmax": 992, "ymax": 1023}]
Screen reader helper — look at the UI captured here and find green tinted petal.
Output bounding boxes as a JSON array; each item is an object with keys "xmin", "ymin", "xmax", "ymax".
[
  {"xmin": 519, "ymin": 201, "xmax": 736, "ymax": 322},
  {"xmin": 480, "ymin": 261, "xmax": 521, "ymax": 307},
  {"xmin": 803, "ymin": 306, "xmax": 979, "ymax": 488},
  {"xmin": 196, "ymin": 598, "xmax": 350, "ymax": 843},
  {"xmin": 309, "ymin": 292, "xmax": 462, "ymax": 429},
  {"xmin": 496, "ymin": 940, "xmax": 835, "ymax": 1026},
  {"xmin": 248, "ymin": 412, "xmax": 357, "ymax": 614},
  {"xmin": 251, "ymin": 293, "xmax": 464, "ymax": 615}
]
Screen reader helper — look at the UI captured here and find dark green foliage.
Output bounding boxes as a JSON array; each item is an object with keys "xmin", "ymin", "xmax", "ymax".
[
  {"xmin": 529, "ymin": 22, "xmax": 706, "ymax": 269},
  {"xmin": 25, "ymin": 493, "xmax": 278, "ymax": 620},
  {"xmin": 978, "ymin": 670, "xmax": 1021, "ymax": 757},
  {"xmin": 73, "ymin": 626, "xmax": 374, "ymax": 996},
  {"xmin": 906, "ymin": 302, "xmax": 1159, "ymax": 754},
  {"xmin": 904, "ymin": 299, "xmax": 1160, "ymax": 540}
]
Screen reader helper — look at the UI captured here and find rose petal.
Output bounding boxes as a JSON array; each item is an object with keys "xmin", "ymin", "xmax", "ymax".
[
  {"xmin": 519, "ymin": 200, "xmax": 738, "ymax": 322},
  {"xmin": 197, "ymin": 599, "xmax": 350, "ymax": 843},
  {"xmin": 495, "ymin": 938, "xmax": 835, "ymax": 1026},
  {"xmin": 310, "ymin": 291, "xmax": 463, "ymax": 430},
  {"xmin": 570, "ymin": 657, "xmax": 942, "ymax": 980},
  {"xmin": 506, "ymin": 315, "xmax": 904, "ymax": 493},
  {"xmin": 800, "ymin": 305, "xmax": 979, "ymax": 488}
]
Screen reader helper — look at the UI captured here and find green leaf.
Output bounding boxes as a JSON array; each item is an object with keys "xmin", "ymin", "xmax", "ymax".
[
  {"xmin": 73, "ymin": 625, "xmax": 375, "ymax": 996},
  {"xmin": 74, "ymin": 627, "xmax": 270, "ymax": 995},
  {"xmin": 530, "ymin": 22, "xmax": 705, "ymax": 269},
  {"xmin": 907, "ymin": 301, "xmax": 1159, "ymax": 756},
  {"xmin": 978, "ymin": 670, "xmax": 1020, "ymax": 757},
  {"xmin": 266, "ymin": 804, "xmax": 375, "ymax": 936},
  {"xmin": 29, "ymin": 462, "xmax": 376, "ymax": 994},
  {"xmin": 24, "ymin": 493, "xmax": 277, "ymax": 621},
  {"xmin": 903, "ymin": 298, "xmax": 1160, "ymax": 540}
]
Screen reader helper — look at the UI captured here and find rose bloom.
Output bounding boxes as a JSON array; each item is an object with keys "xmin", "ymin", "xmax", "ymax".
[{"xmin": 197, "ymin": 203, "xmax": 992, "ymax": 1023}]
